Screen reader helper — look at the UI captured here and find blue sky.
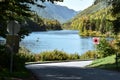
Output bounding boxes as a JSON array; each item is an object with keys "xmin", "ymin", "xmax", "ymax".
[{"xmin": 56, "ymin": 0, "xmax": 94, "ymax": 11}]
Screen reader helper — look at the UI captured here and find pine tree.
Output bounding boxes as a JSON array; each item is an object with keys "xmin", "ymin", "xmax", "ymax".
[
  {"xmin": 110, "ymin": 0, "xmax": 120, "ymax": 34},
  {"xmin": 0, "ymin": 0, "xmax": 63, "ymax": 37}
]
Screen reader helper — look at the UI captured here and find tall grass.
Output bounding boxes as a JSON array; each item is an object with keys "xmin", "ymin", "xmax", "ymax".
[
  {"xmin": 80, "ymin": 50, "xmax": 97, "ymax": 60},
  {"xmin": 36, "ymin": 50, "xmax": 80, "ymax": 61},
  {"xmin": 19, "ymin": 48, "xmax": 93, "ymax": 62}
]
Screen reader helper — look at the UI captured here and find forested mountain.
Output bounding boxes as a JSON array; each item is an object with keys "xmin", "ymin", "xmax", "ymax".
[
  {"xmin": 70, "ymin": 0, "xmax": 109, "ymax": 22},
  {"xmin": 30, "ymin": 1, "xmax": 77, "ymax": 23},
  {"xmin": 24, "ymin": 1, "xmax": 78, "ymax": 32},
  {"xmin": 21, "ymin": 15, "xmax": 62, "ymax": 32},
  {"xmin": 64, "ymin": 0, "xmax": 114, "ymax": 37}
]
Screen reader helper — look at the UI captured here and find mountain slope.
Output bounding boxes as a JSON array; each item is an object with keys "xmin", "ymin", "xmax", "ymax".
[
  {"xmin": 30, "ymin": 1, "xmax": 77, "ymax": 23},
  {"xmin": 63, "ymin": 1, "xmax": 107, "ymax": 28},
  {"xmin": 73, "ymin": 1, "xmax": 108, "ymax": 20},
  {"xmin": 64, "ymin": 0, "xmax": 114, "ymax": 37}
]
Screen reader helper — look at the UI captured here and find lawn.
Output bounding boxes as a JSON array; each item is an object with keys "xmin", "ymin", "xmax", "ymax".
[{"xmin": 89, "ymin": 55, "xmax": 120, "ymax": 71}]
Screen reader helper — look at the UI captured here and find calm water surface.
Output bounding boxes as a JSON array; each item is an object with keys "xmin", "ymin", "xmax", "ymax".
[{"xmin": 20, "ymin": 30, "xmax": 94, "ymax": 55}]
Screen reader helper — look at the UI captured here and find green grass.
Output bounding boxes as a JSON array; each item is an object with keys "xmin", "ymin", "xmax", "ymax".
[{"xmin": 89, "ymin": 55, "xmax": 120, "ymax": 71}]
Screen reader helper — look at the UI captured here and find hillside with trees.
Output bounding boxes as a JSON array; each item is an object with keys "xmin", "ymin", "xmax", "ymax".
[
  {"xmin": 24, "ymin": 13, "xmax": 62, "ymax": 32},
  {"xmin": 63, "ymin": 0, "xmax": 115, "ymax": 37}
]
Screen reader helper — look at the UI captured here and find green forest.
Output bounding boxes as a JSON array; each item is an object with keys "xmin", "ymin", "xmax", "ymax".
[
  {"xmin": 26, "ymin": 13, "xmax": 62, "ymax": 31},
  {"xmin": 63, "ymin": 0, "xmax": 120, "ymax": 37}
]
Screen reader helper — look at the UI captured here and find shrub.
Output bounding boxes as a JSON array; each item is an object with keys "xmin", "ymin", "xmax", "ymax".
[
  {"xmin": 34, "ymin": 54, "xmax": 41, "ymax": 61},
  {"xmin": 0, "ymin": 45, "xmax": 11, "ymax": 70},
  {"xmin": 14, "ymin": 53, "xmax": 35, "ymax": 70},
  {"xmin": 0, "ymin": 46, "xmax": 36, "ymax": 71},
  {"xmin": 18, "ymin": 47, "xmax": 35, "ymax": 62},
  {"xmin": 40, "ymin": 50, "xmax": 69, "ymax": 61},
  {"xmin": 80, "ymin": 50, "xmax": 97, "ymax": 60},
  {"xmin": 39, "ymin": 50, "xmax": 81, "ymax": 61},
  {"xmin": 68, "ymin": 53, "xmax": 80, "ymax": 60},
  {"xmin": 96, "ymin": 38, "xmax": 116, "ymax": 57}
]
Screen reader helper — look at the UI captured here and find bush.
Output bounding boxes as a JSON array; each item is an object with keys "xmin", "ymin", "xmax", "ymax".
[
  {"xmin": 96, "ymin": 38, "xmax": 116, "ymax": 57},
  {"xmin": 80, "ymin": 50, "xmax": 97, "ymax": 60},
  {"xmin": 13, "ymin": 54, "xmax": 35, "ymax": 71},
  {"xmin": 68, "ymin": 53, "xmax": 80, "ymax": 60},
  {"xmin": 40, "ymin": 50, "xmax": 69, "ymax": 61},
  {"xmin": 0, "ymin": 46, "xmax": 36, "ymax": 71},
  {"xmin": 39, "ymin": 50, "xmax": 81, "ymax": 61},
  {"xmin": 0, "ymin": 45, "xmax": 11, "ymax": 70}
]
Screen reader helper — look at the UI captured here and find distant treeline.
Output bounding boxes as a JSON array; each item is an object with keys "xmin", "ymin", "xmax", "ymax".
[{"xmin": 22, "ymin": 14, "xmax": 62, "ymax": 32}]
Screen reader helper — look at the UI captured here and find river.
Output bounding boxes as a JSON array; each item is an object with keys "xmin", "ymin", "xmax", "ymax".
[{"xmin": 20, "ymin": 30, "xmax": 95, "ymax": 55}]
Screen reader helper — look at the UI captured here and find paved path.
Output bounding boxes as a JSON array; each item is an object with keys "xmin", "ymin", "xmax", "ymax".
[{"xmin": 26, "ymin": 61, "xmax": 120, "ymax": 80}]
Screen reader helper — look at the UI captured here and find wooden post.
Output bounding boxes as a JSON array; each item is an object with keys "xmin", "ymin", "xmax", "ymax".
[{"xmin": 6, "ymin": 34, "xmax": 19, "ymax": 53}]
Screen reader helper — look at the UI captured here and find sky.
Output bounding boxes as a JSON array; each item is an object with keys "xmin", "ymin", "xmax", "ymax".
[{"xmin": 56, "ymin": 0, "xmax": 94, "ymax": 11}]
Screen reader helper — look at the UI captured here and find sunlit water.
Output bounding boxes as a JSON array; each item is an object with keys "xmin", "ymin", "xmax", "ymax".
[{"xmin": 20, "ymin": 30, "xmax": 95, "ymax": 55}]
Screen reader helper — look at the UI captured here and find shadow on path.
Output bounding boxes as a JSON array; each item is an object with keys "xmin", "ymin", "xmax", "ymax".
[{"xmin": 26, "ymin": 64, "xmax": 120, "ymax": 80}]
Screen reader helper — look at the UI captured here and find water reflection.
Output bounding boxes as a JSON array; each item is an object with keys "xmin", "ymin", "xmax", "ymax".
[{"xmin": 20, "ymin": 30, "xmax": 94, "ymax": 54}]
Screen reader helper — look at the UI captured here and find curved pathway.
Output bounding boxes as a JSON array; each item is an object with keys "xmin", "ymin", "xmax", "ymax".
[{"xmin": 26, "ymin": 61, "xmax": 120, "ymax": 80}]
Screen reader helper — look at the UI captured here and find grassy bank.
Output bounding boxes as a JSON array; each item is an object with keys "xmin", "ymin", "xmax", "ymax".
[{"xmin": 89, "ymin": 55, "xmax": 120, "ymax": 71}]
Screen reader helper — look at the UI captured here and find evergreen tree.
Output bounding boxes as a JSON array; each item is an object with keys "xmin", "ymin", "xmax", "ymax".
[
  {"xmin": 110, "ymin": 0, "xmax": 120, "ymax": 34},
  {"xmin": 0, "ymin": 0, "xmax": 63, "ymax": 38}
]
